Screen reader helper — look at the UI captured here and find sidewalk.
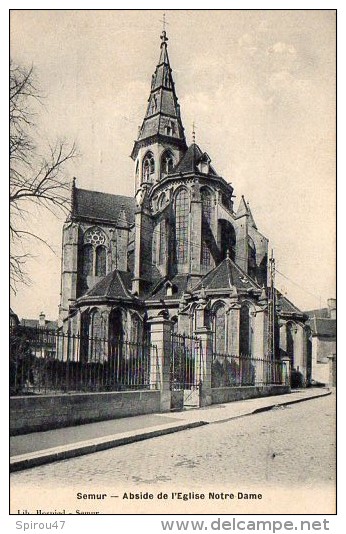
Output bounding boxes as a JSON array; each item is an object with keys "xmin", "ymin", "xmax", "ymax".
[{"xmin": 10, "ymin": 387, "xmax": 332, "ymax": 472}]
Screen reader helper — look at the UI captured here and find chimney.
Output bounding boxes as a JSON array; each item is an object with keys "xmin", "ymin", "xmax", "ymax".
[
  {"xmin": 39, "ymin": 311, "xmax": 46, "ymax": 327},
  {"xmin": 327, "ymin": 298, "xmax": 336, "ymax": 319}
]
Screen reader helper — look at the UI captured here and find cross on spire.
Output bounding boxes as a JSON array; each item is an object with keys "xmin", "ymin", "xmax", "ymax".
[
  {"xmin": 160, "ymin": 13, "xmax": 169, "ymax": 46},
  {"xmin": 160, "ymin": 13, "xmax": 169, "ymax": 32},
  {"xmin": 192, "ymin": 121, "xmax": 196, "ymax": 144}
]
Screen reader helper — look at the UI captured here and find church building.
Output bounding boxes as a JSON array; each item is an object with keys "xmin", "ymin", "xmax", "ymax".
[{"xmin": 58, "ymin": 29, "xmax": 310, "ymax": 384}]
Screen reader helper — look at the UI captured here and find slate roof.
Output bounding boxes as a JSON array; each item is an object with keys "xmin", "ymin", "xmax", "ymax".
[
  {"xmin": 21, "ymin": 319, "xmax": 58, "ymax": 330},
  {"xmin": 173, "ymin": 143, "xmax": 218, "ymax": 175},
  {"xmin": 275, "ymin": 291, "xmax": 304, "ymax": 315},
  {"xmin": 305, "ymin": 307, "xmax": 330, "ymax": 319},
  {"xmin": 146, "ymin": 274, "xmax": 192, "ymax": 301},
  {"xmin": 82, "ymin": 270, "xmax": 134, "ymax": 300},
  {"xmin": 309, "ymin": 317, "xmax": 336, "ymax": 338},
  {"xmin": 73, "ymin": 187, "xmax": 136, "ymax": 225},
  {"xmin": 193, "ymin": 256, "xmax": 261, "ymax": 292}
]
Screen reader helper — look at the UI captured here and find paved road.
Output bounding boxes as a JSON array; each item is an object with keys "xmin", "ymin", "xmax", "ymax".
[{"xmin": 10, "ymin": 394, "xmax": 335, "ymax": 514}]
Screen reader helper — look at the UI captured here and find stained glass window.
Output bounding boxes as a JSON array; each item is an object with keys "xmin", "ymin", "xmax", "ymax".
[
  {"xmin": 201, "ymin": 188, "xmax": 213, "ymax": 267},
  {"xmin": 239, "ymin": 304, "xmax": 251, "ymax": 356},
  {"xmin": 84, "ymin": 227, "xmax": 106, "ymax": 246},
  {"xmin": 175, "ymin": 189, "xmax": 189, "ymax": 264},
  {"xmin": 158, "ymin": 220, "xmax": 166, "ymax": 265},
  {"xmin": 82, "ymin": 244, "xmax": 93, "ymax": 277},
  {"xmin": 214, "ymin": 303, "xmax": 226, "ymax": 354},
  {"xmin": 82, "ymin": 228, "xmax": 107, "ymax": 277},
  {"xmin": 95, "ymin": 245, "xmax": 107, "ymax": 277}
]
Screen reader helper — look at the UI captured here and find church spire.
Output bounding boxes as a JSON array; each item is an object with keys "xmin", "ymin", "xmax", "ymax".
[{"xmin": 131, "ymin": 28, "xmax": 187, "ymax": 161}]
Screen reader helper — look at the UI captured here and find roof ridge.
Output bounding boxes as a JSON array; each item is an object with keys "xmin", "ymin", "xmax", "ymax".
[
  {"xmin": 77, "ymin": 187, "xmax": 134, "ymax": 200},
  {"xmin": 116, "ymin": 270, "xmax": 133, "ymax": 299},
  {"xmin": 226, "ymin": 256, "xmax": 261, "ymax": 289},
  {"xmin": 106, "ymin": 270, "xmax": 120, "ymax": 297},
  {"xmin": 226, "ymin": 257, "xmax": 233, "ymax": 287}
]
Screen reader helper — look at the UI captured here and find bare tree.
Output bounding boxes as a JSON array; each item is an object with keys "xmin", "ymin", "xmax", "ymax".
[{"xmin": 10, "ymin": 60, "xmax": 77, "ymax": 293}]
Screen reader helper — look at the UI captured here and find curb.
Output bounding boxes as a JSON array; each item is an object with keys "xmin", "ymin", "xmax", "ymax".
[
  {"xmin": 209, "ymin": 389, "xmax": 332, "ymax": 425},
  {"xmin": 251, "ymin": 390, "xmax": 332, "ymax": 415},
  {"xmin": 10, "ymin": 421, "xmax": 207, "ymax": 473},
  {"xmin": 10, "ymin": 389, "xmax": 332, "ymax": 473}
]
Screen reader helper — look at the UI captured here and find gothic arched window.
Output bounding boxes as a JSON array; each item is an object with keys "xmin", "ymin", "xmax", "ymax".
[
  {"xmin": 131, "ymin": 313, "xmax": 142, "ymax": 344},
  {"xmin": 135, "ymin": 160, "xmax": 140, "ymax": 190},
  {"xmin": 84, "ymin": 227, "xmax": 106, "ymax": 246},
  {"xmin": 82, "ymin": 227, "xmax": 107, "ymax": 278},
  {"xmin": 82, "ymin": 244, "xmax": 93, "ymax": 277},
  {"xmin": 214, "ymin": 303, "xmax": 226, "ymax": 354},
  {"xmin": 89, "ymin": 308, "xmax": 103, "ymax": 361},
  {"xmin": 158, "ymin": 193, "xmax": 166, "ymax": 209},
  {"xmin": 247, "ymin": 237, "xmax": 257, "ymax": 280},
  {"xmin": 158, "ymin": 220, "xmax": 166, "ymax": 265},
  {"xmin": 160, "ymin": 151, "xmax": 174, "ymax": 178},
  {"xmin": 95, "ymin": 245, "xmax": 107, "ymax": 277},
  {"xmin": 201, "ymin": 188, "xmax": 213, "ymax": 267},
  {"xmin": 286, "ymin": 322, "xmax": 295, "ymax": 365},
  {"xmin": 218, "ymin": 219, "xmax": 236, "ymax": 261},
  {"xmin": 143, "ymin": 152, "xmax": 155, "ymax": 181},
  {"xmin": 239, "ymin": 303, "xmax": 252, "ymax": 356},
  {"xmin": 175, "ymin": 188, "xmax": 189, "ymax": 264}
]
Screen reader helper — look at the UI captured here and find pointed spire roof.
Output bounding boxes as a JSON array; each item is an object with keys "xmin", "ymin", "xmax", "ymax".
[
  {"xmin": 236, "ymin": 195, "xmax": 249, "ymax": 218},
  {"xmin": 131, "ymin": 30, "xmax": 187, "ymax": 159},
  {"xmin": 246, "ymin": 201, "xmax": 258, "ymax": 229}
]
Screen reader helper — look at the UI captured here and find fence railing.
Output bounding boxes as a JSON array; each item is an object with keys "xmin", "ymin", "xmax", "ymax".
[
  {"xmin": 170, "ymin": 333, "xmax": 202, "ymax": 390},
  {"xmin": 10, "ymin": 325, "xmax": 159, "ymax": 396},
  {"xmin": 211, "ymin": 352, "xmax": 287, "ymax": 388}
]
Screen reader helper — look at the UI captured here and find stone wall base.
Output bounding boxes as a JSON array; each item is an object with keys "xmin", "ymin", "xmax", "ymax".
[
  {"xmin": 211, "ymin": 385, "xmax": 290, "ymax": 405},
  {"xmin": 10, "ymin": 390, "xmax": 161, "ymax": 436}
]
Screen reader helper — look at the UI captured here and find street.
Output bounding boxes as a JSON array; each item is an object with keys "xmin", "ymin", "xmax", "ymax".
[{"xmin": 10, "ymin": 393, "xmax": 336, "ymax": 514}]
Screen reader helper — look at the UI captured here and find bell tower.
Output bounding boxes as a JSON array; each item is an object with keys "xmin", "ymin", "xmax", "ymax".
[
  {"xmin": 131, "ymin": 28, "xmax": 187, "ymax": 294},
  {"xmin": 131, "ymin": 29, "xmax": 187, "ymax": 194}
]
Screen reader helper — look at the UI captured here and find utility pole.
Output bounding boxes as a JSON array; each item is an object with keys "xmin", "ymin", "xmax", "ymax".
[{"xmin": 268, "ymin": 249, "xmax": 276, "ymax": 364}]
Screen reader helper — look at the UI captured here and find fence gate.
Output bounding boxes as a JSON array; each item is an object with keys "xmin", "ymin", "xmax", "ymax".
[{"xmin": 170, "ymin": 333, "xmax": 203, "ymax": 410}]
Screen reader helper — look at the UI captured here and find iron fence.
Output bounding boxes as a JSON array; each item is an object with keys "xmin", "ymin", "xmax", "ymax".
[
  {"xmin": 211, "ymin": 352, "xmax": 287, "ymax": 388},
  {"xmin": 10, "ymin": 325, "xmax": 159, "ymax": 395},
  {"xmin": 170, "ymin": 333, "xmax": 202, "ymax": 390}
]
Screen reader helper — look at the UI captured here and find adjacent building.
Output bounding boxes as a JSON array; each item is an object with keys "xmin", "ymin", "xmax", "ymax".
[{"xmin": 306, "ymin": 299, "xmax": 336, "ymax": 386}]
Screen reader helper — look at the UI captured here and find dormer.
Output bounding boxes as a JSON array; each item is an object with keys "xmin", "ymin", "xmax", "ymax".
[{"xmin": 197, "ymin": 152, "xmax": 212, "ymax": 174}]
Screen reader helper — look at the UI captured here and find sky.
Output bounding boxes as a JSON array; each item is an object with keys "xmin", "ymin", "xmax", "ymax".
[{"xmin": 9, "ymin": 9, "xmax": 336, "ymax": 320}]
